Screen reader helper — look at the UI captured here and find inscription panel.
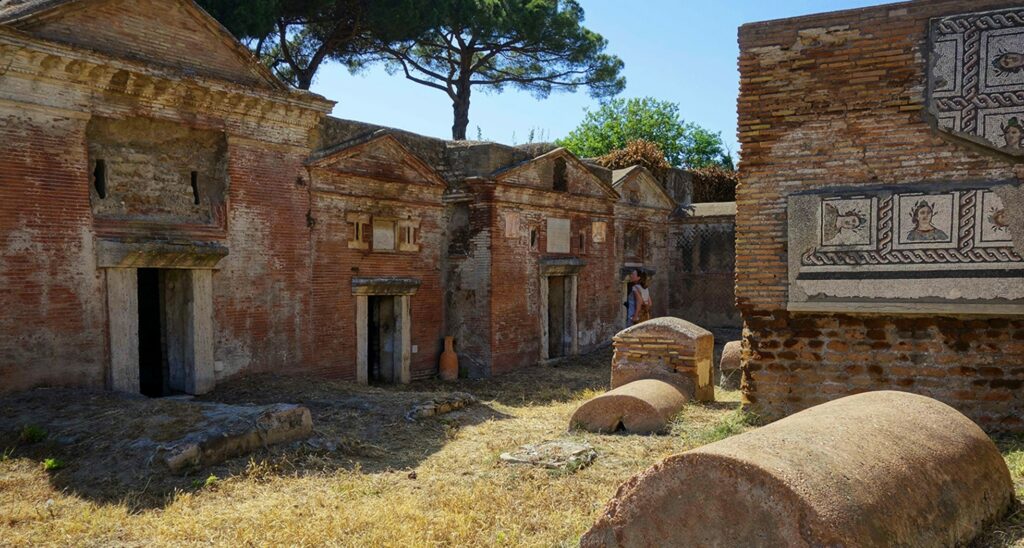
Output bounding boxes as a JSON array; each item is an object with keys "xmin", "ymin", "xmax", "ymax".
[{"xmin": 788, "ymin": 182, "xmax": 1024, "ymax": 315}]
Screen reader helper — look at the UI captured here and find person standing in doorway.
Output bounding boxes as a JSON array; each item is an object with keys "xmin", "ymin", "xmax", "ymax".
[
  {"xmin": 625, "ymin": 269, "xmax": 640, "ymax": 326},
  {"xmin": 631, "ymin": 272, "xmax": 653, "ymax": 325}
]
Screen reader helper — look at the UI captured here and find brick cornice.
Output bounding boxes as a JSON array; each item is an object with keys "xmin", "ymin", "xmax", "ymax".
[{"xmin": 0, "ymin": 27, "xmax": 333, "ymax": 130}]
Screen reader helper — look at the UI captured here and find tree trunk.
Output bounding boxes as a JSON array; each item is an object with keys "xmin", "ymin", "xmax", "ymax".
[{"xmin": 451, "ymin": 89, "xmax": 471, "ymax": 140}]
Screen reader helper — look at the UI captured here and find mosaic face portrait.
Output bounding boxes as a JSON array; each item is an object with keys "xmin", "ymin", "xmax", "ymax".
[
  {"xmin": 992, "ymin": 51, "xmax": 1024, "ymax": 76},
  {"xmin": 820, "ymin": 199, "xmax": 871, "ymax": 247},
  {"xmin": 992, "ymin": 208, "xmax": 1009, "ymax": 229},
  {"xmin": 906, "ymin": 200, "xmax": 949, "ymax": 242},
  {"xmin": 1002, "ymin": 117, "xmax": 1024, "ymax": 149}
]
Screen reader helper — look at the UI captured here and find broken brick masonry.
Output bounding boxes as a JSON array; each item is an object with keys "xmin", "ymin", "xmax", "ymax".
[
  {"xmin": 738, "ymin": 0, "xmax": 1024, "ymax": 431},
  {"xmin": 0, "ymin": 0, "xmax": 737, "ymax": 395}
]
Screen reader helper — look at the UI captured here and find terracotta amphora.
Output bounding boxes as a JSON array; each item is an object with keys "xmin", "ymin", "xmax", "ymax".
[{"xmin": 440, "ymin": 336, "xmax": 459, "ymax": 381}]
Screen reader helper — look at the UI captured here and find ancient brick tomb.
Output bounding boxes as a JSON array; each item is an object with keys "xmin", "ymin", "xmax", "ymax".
[
  {"xmin": 581, "ymin": 391, "xmax": 1014, "ymax": 547},
  {"xmin": 572, "ymin": 318, "xmax": 714, "ymax": 434},
  {"xmin": 610, "ymin": 317, "xmax": 714, "ymax": 401}
]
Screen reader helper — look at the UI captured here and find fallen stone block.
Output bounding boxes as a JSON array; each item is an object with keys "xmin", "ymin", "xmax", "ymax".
[
  {"xmin": 611, "ymin": 317, "xmax": 714, "ymax": 402},
  {"xmin": 570, "ymin": 380, "xmax": 687, "ymax": 434},
  {"xmin": 163, "ymin": 403, "xmax": 313, "ymax": 473},
  {"xmin": 499, "ymin": 440, "xmax": 596, "ymax": 471},
  {"xmin": 582, "ymin": 391, "xmax": 1014, "ymax": 548},
  {"xmin": 718, "ymin": 340, "xmax": 742, "ymax": 389},
  {"xmin": 404, "ymin": 392, "xmax": 477, "ymax": 422}
]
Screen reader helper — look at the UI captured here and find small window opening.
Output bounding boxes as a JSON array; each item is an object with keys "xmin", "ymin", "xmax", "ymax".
[
  {"xmin": 190, "ymin": 171, "xmax": 200, "ymax": 205},
  {"xmin": 530, "ymin": 228, "xmax": 538, "ymax": 249},
  {"xmin": 553, "ymin": 158, "xmax": 568, "ymax": 192},
  {"xmin": 93, "ymin": 160, "xmax": 107, "ymax": 199},
  {"xmin": 578, "ymin": 231, "xmax": 587, "ymax": 254}
]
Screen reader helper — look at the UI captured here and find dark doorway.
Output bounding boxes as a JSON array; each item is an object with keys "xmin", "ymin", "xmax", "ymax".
[
  {"xmin": 368, "ymin": 296, "xmax": 397, "ymax": 384},
  {"xmin": 137, "ymin": 268, "xmax": 166, "ymax": 397},
  {"xmin": 548, "ymin": 276, "xmax": 567, "ymax": 358}
]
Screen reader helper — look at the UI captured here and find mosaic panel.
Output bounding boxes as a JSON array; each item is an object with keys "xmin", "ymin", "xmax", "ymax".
[
  {"xmin": 929, "ymin": 8, "xmax": 1024, "ymax": 155},
  {"xmin": 788, "ymin": 183, "xmax": 1023, "ymax": 314}
]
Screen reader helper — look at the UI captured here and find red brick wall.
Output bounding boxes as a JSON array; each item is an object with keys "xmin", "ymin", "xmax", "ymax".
[
  {"xmin": 614, "ymin": 215, "xmax": 671, "ymax": 320},
  {"xmin": 213, "ymin": 140, "xmax": 315, "ymax": 379},
  {"xmin": 577, "ymin": 215, "xmax": 620, "ymax": 350},
  {"xmin": 446, "ymin": 195, "xmax": 495, "ymax": 378},
  {"xmin": 486, "ymin": 183, "xmax": 619, "ymax": 374},
  {"xmin": 309, "ymin": 168, "xmax": 446, "ymax": 381},
  {"xmin": 0, "ymin": 108, "xmax": 106, "ymax": 392},
  {"xmin": 738, "ymin": 0, "xmax": 1024, "ymax": 430}
]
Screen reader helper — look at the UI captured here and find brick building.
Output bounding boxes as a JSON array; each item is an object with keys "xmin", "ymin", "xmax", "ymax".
[
  {"xmin": 307, "ymin": 131, "xmax": 448, "ymax": 383},
  {"xmin": 0, "ymin": 0, "xmax": 333, "ymax": 395},
  {"xmin": 611, "ymin": 166, "xmax": 676, "ymax": 321},
  {"xmin": 738, "ymin": 0, "xmax": 1024, "ymax": 430},
  {"xmin": 0, "ymin": 0, "xmax": 738, "ymax": 396}
]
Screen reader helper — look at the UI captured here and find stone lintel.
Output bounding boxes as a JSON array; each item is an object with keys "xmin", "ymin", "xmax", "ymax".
[
  {"xmin": 539, "ymin": 256, "xmax": 586, "ymax": 276},
  {"xmin": 351, "ymin": 277, "xmax": 421, "ymax": 296},
  {"xmin": 97, "ymin": 239, "xmax": 228, "ymax": 269}
]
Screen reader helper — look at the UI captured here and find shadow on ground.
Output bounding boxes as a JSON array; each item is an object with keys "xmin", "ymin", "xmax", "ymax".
[
  {"xmin": 0, "ymin": 348, "xmax": 621, "ymax": 512},
  {"xmin": 0, "ymin": 380, "xmax": 513, "ymax": 511}
]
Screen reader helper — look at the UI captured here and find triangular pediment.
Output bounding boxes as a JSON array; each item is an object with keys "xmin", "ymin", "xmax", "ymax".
[
  {"xmin": 3, "ymin": 0, "xmax": 282, "ymax": 88},
  {"xmin": 309, "ymin": 133, "xmax": 446, "ymax": 187},
  {"xmin": 491, "ymin": 148, "xmax": 618, "ymax": 200},
  {"xmin": 613, "ymin": 166, "xmax": 675, "ymax": 210}
]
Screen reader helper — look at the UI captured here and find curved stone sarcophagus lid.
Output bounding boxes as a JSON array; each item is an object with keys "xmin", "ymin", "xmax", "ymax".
[{"xmin": 582, "ymin": 391, "xmax": 1015, "ymax": 548}]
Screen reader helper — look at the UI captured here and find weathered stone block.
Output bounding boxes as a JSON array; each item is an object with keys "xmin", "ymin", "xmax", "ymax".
[
  {"xmin": 163, "ymin": 403, "xmax": 313, "ymax": 473},
  {"xmin": 719, "ymin": 340, "xmax": 742, "ymax": 389},
  {"xmin": 611, "ymin": 317, "xmax": 714, "ymax": 402}
]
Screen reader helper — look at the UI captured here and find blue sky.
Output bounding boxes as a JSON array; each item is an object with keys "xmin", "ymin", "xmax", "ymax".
[{"xmin": 310, "ymin": 0, "xmax": 888, "ymax": 156}]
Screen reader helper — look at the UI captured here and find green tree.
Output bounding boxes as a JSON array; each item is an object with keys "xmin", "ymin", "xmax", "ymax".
[
  {"xmin": 373, "ymin": 0, "xmax": 625, "ymax": 140},
  {"xmin": 557, "ymin": 97, "xmax": 734, "ymax": 169},
  {"xmin": 197, "ymin": 0, "xmax": 429, "ymax": 90}
]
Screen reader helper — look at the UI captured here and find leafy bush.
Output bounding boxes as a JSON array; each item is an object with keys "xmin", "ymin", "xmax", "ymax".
[
  {"xmin": 41, "ymin": 458, "xmax": 64, "ymax": 472},
  {"xmin": 558, "ymin": 97, "xmax": 734, "ymax": 169},
  {"xmin": 19, "ymin": 425, "xmax": 47, "ymax": 444}
]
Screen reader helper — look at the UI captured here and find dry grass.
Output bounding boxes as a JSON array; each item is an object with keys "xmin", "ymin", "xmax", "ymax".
[
  {"xmin": 0, "ymin": 350, "xmax": 752, "ymax": 547},
  {"xmin": 0, "ymin": 350, "xmax": 1020, "ymax": 547},
  {"xmin": 974, "ymin": 436, "xmax": 1024, "ymax": 548}
]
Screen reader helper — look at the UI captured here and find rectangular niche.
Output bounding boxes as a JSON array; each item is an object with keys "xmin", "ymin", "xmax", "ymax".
[
  {"xmin": 87, "ymin": 116, "xmax": 227, "ymax": 225},
  {"xmin": 547, "ymin": 218, "xmax": 571, "ymax": 254}
]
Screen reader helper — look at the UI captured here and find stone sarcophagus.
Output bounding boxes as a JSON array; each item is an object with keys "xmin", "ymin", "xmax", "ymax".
[
  {"xmin": 788, "ymin": 182, "xmax": 1024, "ymax": 315},
  {"xmin": 610, "ymin": 317, "xmax": 714, "ymax": 402}
]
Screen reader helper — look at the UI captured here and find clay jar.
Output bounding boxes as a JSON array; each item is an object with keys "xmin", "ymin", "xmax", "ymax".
[{"xmin": 440, "ymin": 336, "xmax": 459, "ymax": 381}]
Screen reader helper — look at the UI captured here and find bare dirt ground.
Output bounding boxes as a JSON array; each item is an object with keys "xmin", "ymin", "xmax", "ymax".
[{"xmin": 0, "ymin": 348, "xmax": 1021, "ymax": 547}]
